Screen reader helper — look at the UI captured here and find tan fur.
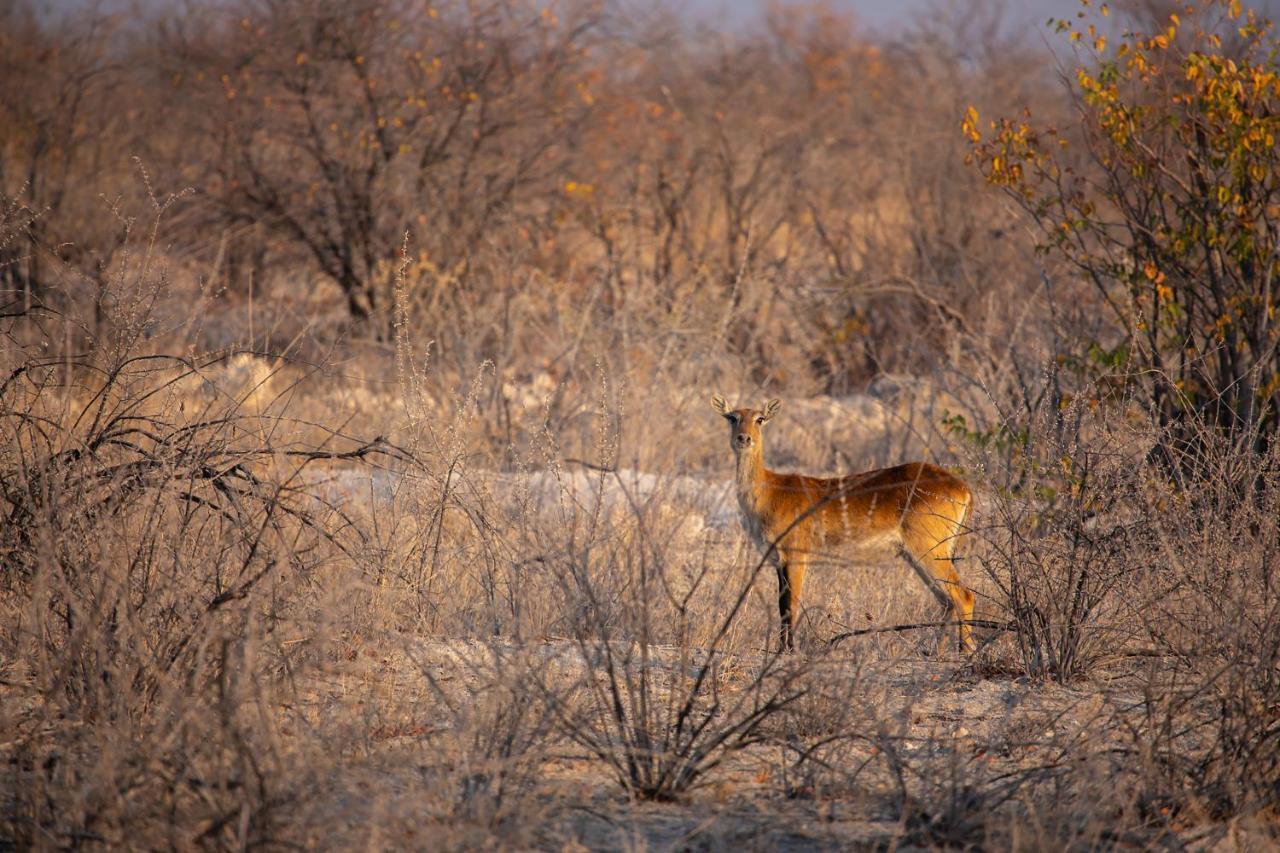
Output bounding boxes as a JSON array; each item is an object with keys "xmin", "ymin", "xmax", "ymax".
[{"xmin": 711, "ymin": 394, "xmax": 976, "ymax": 653}]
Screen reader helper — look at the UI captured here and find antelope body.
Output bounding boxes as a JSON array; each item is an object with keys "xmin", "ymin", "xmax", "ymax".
[{"xmin": 711, "ymin": 395, "xmax": 976, "ymax": 653}]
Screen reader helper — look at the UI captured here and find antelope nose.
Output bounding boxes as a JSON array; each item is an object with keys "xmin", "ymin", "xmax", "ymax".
[{"xmin": 735, "ymin": 434, "xmax": 750, "ymax": 447}]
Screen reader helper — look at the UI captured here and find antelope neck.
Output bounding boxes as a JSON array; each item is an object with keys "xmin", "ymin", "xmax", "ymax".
[{"xmin": 733, "ymin": 444, "xmax": 769, "ymax": 506}]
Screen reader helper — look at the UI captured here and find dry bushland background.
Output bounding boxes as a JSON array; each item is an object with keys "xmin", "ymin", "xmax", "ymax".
[{"xmin": 2, "ymin": 0, "xmax": 1278, "ymax": 848}]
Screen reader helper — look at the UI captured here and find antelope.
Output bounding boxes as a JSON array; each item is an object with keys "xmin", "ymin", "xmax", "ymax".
[{"xmin": 711, "ymin": 395, "xmax": 976, "ymax": 654}]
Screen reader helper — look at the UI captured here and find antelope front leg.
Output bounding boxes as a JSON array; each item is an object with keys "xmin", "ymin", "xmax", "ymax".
[
  {"xmin": 776, "ymin": 562, "xmax": 793, "ymax": 653},
  {"xmin": 776, "ymin": 556, "xmax": 808, "ymax": 654}
]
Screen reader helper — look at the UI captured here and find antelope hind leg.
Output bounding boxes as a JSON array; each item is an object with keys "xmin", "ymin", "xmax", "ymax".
[{"xmin": 899, "ymin": 546, "xmax": 968, "ymax": 654}]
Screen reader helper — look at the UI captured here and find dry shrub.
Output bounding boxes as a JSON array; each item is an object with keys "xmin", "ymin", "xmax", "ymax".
[
  {"xmin": 1116, "ymin": 422, "xmax": 1280, "ymax": 825},
  {"xmin": 0, "ymin": 328, "xmax": 379, "ymax": 847},
  {"xmin": 0, "ymin": 370, "xmax": 319, "ymax": 845},
  {"xmin": 937, "ymin": 361, "xmax": 1280, "ymax": 835},
  {"xmin": 0, "ymin": 217, "xmax": 584, "ymax": 850},
  {"xmin": 487, "ymin": 397, "xmax": 810, "ymax": 801},
  {"xmin": 966, "ymin": 391, "xmax": 1158, "ymax": 681}
]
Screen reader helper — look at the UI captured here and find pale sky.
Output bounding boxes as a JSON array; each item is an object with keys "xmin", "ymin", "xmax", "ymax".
[
  {"xmin": 38, "ymin": 0, "xmax": 1280, "ymax": 42},
  {"xmin": 686, "ymin": 0, "xmax": 1063, "ymax": 30}
]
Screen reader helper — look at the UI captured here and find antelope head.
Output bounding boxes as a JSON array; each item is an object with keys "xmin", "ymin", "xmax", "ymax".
[{"xmin": 711, "ymin": 394, "xmax": 781, "ymax": 456}]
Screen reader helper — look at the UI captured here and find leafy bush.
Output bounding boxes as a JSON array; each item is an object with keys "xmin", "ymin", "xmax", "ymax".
[{"xmin": 967, "ymin": 0, "xmax": 1280, "ymax": 460}]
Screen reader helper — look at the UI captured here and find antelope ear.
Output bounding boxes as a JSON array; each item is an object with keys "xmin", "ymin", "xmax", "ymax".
[
  {"xmin": 761, "ymin": 398, "xmax": 782, "ymax": 422},
  {"xmin": 710, "ymin": 393, "xmax": 730, "ymax": 415}
]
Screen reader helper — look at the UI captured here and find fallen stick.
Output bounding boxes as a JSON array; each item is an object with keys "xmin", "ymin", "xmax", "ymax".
[{"xmin": 827, "ymin": 618, "xmax": 1014, "ymax": 646}]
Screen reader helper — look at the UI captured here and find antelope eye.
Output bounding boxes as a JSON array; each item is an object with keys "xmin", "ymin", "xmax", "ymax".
[{"xmin": 754, "ymin": 416, "xmax": 764, "ymax": 425}]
